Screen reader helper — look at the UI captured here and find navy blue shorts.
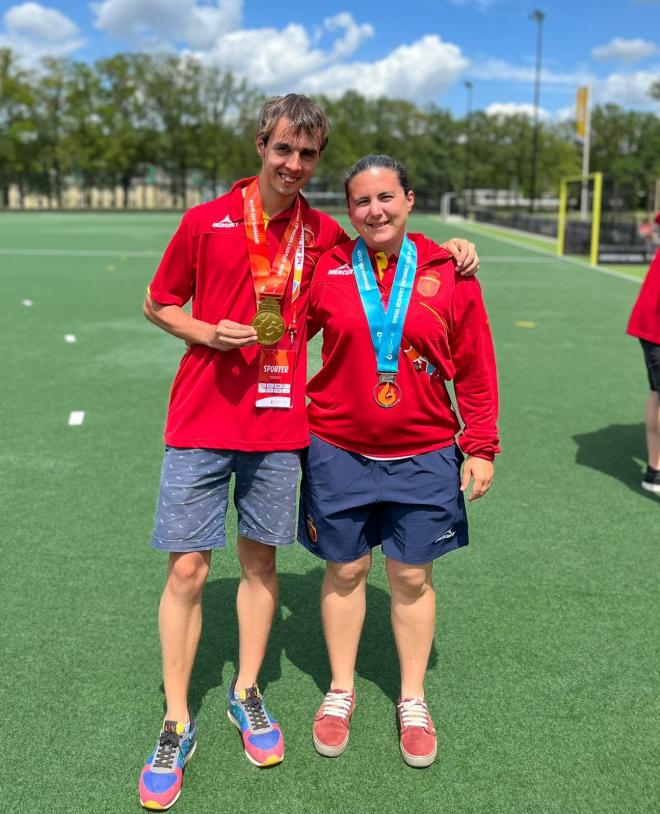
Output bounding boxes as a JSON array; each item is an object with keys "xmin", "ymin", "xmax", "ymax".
[
  {"xmin": 640, "ymin": 339, "xmax": 660, "ymax": 392},
  {"xmin": 298, "ymin": 435, "xmax": 468, "ymax": 565}
]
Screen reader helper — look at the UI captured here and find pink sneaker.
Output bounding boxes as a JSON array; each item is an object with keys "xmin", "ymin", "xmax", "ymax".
[
  {"xmin": 313, "ymin": 689, "xmax": 356, "ymax": 757},
  {"xmin": 397, "ymin": 698, "xmax": 437, "ymax": 768}
]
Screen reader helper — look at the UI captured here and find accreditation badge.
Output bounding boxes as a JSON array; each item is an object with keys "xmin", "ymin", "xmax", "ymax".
[{"xmin": 255, "ymin": 348, "xmax": 295, "ymax": 409}]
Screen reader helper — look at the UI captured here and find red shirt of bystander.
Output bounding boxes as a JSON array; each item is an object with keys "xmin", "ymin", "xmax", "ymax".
[{"xmin": 627, "ymin": 250, "xmax": 660, "ymax": 345}]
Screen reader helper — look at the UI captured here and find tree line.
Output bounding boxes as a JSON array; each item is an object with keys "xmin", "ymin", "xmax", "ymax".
[{"xmin": 1, "ymin": 47, "xmax": 659, "ymax": 210}]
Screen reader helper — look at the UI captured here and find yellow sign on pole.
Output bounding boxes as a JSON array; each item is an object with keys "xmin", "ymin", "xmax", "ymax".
[{"xmin": 576, "ymin": 86, "xmax": 589, "ymax": 139}]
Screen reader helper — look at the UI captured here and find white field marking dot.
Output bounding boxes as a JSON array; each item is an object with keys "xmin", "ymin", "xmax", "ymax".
[
  {"xmin": 68, "ymin": 411, "xmax": 85, "ymax": 426},
  {"xmin": 64, "ymin": 334, "xmax": 77, "ymax": 343},
  {"xmin": 516, "ymin": 321, "xmax": 536, "ymax": 329},
  {"xmin": 22, "ymin": 299, "xmax": 33, "ymax": 307}
]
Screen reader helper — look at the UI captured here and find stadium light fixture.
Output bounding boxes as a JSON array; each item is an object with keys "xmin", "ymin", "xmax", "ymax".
[{"xmin": 529, "ymin": 9, "xmax": 545, "ymax": 212}]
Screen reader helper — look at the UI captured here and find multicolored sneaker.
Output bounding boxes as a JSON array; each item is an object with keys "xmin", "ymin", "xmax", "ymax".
[
  {"xmin": 313, "ymin": 688, "xmax": 356, "ymax": 757},
  {"xmin": 139, "ymin": 718, "xmax": 197, "ymax": 810},
  {"xmin": 397, "ymin": 698, "xmax": 437, "ymax": 768},
  {"xmin": 227, "ymin": 677, "xmax": 284, "ymax": 766}
]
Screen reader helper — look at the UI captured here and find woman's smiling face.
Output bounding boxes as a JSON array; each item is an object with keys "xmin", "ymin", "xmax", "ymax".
[{"xmin": 346, "ymin": 167, "xmax": 414, "ymax": 257}]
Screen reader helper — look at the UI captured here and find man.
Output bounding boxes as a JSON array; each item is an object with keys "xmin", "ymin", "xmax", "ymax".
[{"xmin": 138, "ymin": 94, "xmax": 479, "ymax": 811}]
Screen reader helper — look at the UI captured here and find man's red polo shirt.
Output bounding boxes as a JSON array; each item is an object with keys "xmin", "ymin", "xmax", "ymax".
[{"xmin": 149, "ymin": 177, "xmax": 348, "ymax": 451}]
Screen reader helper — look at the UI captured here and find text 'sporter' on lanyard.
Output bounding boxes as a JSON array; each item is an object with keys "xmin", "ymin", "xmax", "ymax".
[
  {"xmin": 351, "ymin": 235, "xmax": 417, "ymax": 408},
  {"xmin": 243, "ymin": 179, "xmax": 304, "ymax": 345}
]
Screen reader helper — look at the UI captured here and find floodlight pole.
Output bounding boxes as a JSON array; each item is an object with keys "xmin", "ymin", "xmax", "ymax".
[
  {"xmin": 529, "ymin": 9, "xmax": 545, "ymax": 212},
  {"xmin": 463, "ymin": 80, "xmax": 473, "ymax": 217}
]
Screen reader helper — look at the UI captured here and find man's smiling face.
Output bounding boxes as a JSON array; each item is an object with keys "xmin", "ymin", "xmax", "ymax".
[{"xmin": 257, "ymin": 116, "xmax": 322, "ymax": 204}]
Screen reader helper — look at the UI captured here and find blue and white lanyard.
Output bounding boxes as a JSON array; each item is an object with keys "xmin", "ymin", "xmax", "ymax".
[{"xmin": 351, "ymin": 235, "xmax": 417, "ymax": 375}]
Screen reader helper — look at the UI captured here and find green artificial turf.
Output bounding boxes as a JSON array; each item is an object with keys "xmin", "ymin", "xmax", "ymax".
[{"xmin": 1, "ymin": 212, "xmax": 658, "ymax": 814}]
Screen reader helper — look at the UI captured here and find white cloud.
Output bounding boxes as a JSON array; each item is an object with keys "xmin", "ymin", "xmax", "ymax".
[
  {"xmin": 592, "ymin": 68, "xmax": 660, "ymax": 107},
  {"xmin": 591, "ymin": 37, "xmax": 658, "ymax": 63},
  {"xmin": 299, "ymin": 36, "xmax": 469, "ymax": 102},
  {"xmin": 485, "ymin": 102, "xmax": 551, "ymax": 120},
  {"xmin": 446, "ymin": 0, "xmax": 497, "ymax": 8},
  {"xmin": 555, "ymin": 105, "xmax": 575, "ymax": 122},
  {"xmin": 471, "ymin": 58, "xmax": 591, "ymax": 86},
  {"xmin": 203, "ymin": 24, "xmax": 326, "ymax": 88},
  {"xmin": 94, "ymin": 2, "xmax": 375, "ymax": 89},
  {"xmin": 323, "ymin": 12, "xmax": 374, "ymax": 60},
  {"xmin": 186, "ymin": 12, "xmax": 374, "ymax": 91},
  {"xmin": 469, "ymin": 57, "xmax": 659, "ymax": 115},
  {"xmin": 92, "ymin": 0, "xmax": 243, "ymax": 49},
  {"xmin": 0, "ymin": 2, "xmax": 85, "ymax": 58}
]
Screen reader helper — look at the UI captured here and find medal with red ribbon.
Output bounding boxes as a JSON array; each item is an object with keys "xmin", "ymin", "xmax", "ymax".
[{"xmin": 244, "ymin": 179, "xmax": 304, "ymax": 345}]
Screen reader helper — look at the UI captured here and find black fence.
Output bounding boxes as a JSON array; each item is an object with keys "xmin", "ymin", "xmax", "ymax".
[
  {"xmin": 472, "ymin": 208, "xmax": 657, "ymax": 264},
  {"xmin": 471, "ymin": 209, "xmax": 558, "ymax": 238}
]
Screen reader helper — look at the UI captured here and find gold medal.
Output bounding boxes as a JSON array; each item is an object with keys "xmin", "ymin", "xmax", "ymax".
[{"xmin": 252, "ymin": 297, "xmax": 285, "ymax": 345}]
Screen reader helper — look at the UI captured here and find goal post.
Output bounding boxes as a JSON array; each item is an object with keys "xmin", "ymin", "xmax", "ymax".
[{"xmin": 557, "ymin": 171, "xmax": 602, "ymax": 266}]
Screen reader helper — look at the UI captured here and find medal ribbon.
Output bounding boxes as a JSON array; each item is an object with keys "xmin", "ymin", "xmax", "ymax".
[
  {"xmin": 244, "ymin": 179, "xmax": 303, "ymax": 302},
  {"xmin": 288, "ymin": 230, "xmax": 305, "ymax": 338},
  {"xmin": 351, "ymin": 235, "xmax": 417, "ymax": 375}
]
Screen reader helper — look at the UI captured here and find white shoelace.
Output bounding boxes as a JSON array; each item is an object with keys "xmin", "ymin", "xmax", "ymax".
[
  {"xmin": 321, "ymin": 691, "xmax": 353, "ymax": 719},
  {"xmin": 398, "ymin": 698, "xmax": 430, "ymax": 728}
]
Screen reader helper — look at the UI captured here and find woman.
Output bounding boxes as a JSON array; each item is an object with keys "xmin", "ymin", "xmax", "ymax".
[{"xmin": 298, "ymin": 154, "xmax": 500, "ymax": 767}]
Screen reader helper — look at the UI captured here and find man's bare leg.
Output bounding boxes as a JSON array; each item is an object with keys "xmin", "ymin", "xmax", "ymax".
[
  {"xmin": 234, "ymin": 536, "xmax": 278, "ymax": 690},
  {"xmin": 160, "ymin": 550, "xmax": 212, "ymax": 721}
]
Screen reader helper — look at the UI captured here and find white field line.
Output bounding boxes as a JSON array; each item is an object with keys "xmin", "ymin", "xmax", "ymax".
[
  {"xmin": 480, "ymin": 256, "xmax": 557, "ymax": 262},
  {"xmin": 0, "ymin": 248, "xmax": 160, "ymax": 257},
  {"xmin": 434, "ymin": 216, "xmax": 642, "ymax": 284},
  {"xmin": 68, "ymin": 411, "xmax": 85, "ymax": 426}
]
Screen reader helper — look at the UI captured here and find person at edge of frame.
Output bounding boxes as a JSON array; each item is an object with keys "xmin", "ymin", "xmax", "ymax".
[
  {"xmin": 627, "ymin": 243, "xmax": 660, "ymax": 494},
  {"xmin": 298, "ymin": 153, "xmax": 499, "ymax": 768},
  {"xmin": 138, "ymin": 94, "xmax": 481, "ymax": 811}
]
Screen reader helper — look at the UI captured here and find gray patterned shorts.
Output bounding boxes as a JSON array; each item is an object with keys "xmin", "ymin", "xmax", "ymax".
[{"xmin": 151, "ymin": 446, "xmax": 301, "ymax": 552}]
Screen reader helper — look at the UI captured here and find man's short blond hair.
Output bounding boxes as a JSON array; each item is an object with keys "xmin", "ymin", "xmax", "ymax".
[{"xmin": 256, "ymin": 94, "xmax": 330, "ymax": 153}]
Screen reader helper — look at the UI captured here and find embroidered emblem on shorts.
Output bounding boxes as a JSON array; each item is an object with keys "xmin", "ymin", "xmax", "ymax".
[
  {"xmin": 416, "ymin": 275, "xmax": 441, "ymax": 298},
  {"xmin": 435, "ymin": 528, "xmax": 455, "ymax": 543},
  {"xmin": 303, "ymin": 224, "xmax": 315, "ymax": 247},
  {"xmin": 306, "ymin": 515, "xmax": 318, "ymax": 544}
]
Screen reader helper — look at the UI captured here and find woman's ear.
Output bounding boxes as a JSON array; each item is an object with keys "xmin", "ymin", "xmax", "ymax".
[{"xmin": 407, "ymin": 190, "xmax": 415, "ymax": 213}]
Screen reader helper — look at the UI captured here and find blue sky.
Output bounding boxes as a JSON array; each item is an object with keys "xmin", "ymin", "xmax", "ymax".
[{"xmin": 1, "ymin": 0, "xmax": 658, "ymax": 119}]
